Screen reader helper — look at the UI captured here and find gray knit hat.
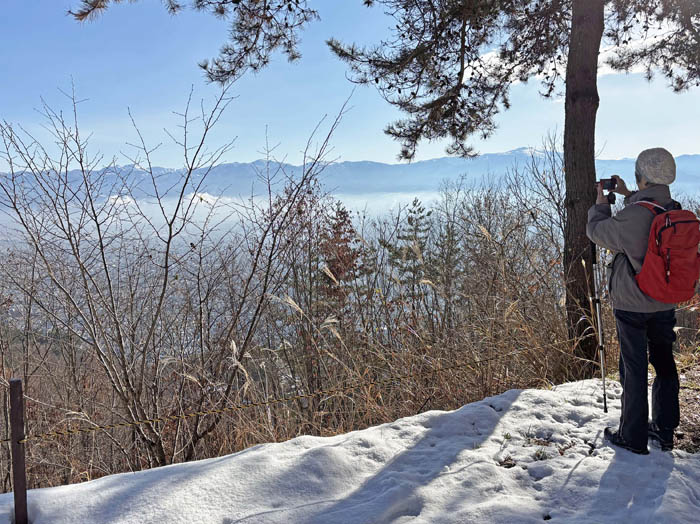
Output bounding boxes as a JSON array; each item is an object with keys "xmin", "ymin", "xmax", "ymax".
[{"xmin": 635, "ymin": 148, "xmax": 676, "ymax": 185}]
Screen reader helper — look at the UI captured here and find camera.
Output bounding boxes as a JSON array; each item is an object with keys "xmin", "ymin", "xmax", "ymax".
[{"xmin": 599, "ymin": 178, "xmax": 617, "ymax": 191}]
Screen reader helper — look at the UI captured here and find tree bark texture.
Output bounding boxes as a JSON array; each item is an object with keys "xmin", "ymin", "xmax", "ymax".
[{"xmin": 563, "ymin": 0, "xmax": 605, "ymax": 379}]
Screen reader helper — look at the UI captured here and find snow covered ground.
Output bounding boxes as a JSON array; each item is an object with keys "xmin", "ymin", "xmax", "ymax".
[{"xmin": 1, "ymin": 379, "xmax": 698, "ymax": 523}]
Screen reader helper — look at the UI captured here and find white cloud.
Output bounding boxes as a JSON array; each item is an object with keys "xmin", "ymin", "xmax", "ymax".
[
  {"xmin": 107, "ymin": 194, "xmax": 136, "ymax": 207},
  {"xmin": 598, "ymin": 22, "xmax": 679, "ymax": 77}
]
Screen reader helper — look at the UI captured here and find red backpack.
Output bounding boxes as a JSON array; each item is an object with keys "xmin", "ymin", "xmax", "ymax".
[{"xmin": 634, "ymin": 200, "xmax": 700, "ymax": 303}]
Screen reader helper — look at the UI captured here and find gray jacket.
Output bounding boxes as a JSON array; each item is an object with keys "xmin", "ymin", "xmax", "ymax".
[{"xmin": 586, "ymin": 184, "xmax": 676, "ymax": 313}]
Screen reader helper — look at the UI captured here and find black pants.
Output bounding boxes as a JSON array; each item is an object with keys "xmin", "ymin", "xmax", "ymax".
[{"xmin": 615, "ymin": 308, "xmax": 679, "ymax": 449}]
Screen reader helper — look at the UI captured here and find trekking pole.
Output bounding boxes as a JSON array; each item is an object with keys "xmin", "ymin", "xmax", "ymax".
[{"xmin": 590, "ymin": 241, "xmax": 608, "ymax": 413}]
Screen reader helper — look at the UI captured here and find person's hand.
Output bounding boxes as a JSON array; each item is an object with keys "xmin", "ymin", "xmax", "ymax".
[
  {"xmin": 595, "ymin": 182, "xmax": 609, "ymax": 205},
  {"xmin": 611, "ymin": 175, "xmax": 632, "ymax": 197}
]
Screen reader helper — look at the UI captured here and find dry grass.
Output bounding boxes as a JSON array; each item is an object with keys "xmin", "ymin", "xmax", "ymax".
[
  {"xmin": 675, "ymin": 349, "xmax": 700, "ymax": 453},
  {"xmin": 1, "ymin": 150, "xmax": 696, "ymax": 492}
]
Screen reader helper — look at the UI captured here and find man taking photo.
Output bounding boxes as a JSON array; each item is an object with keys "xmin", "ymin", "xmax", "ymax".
[{"xmin": 586, "ymin": 147, "xmax": 698, "ymax": 455}]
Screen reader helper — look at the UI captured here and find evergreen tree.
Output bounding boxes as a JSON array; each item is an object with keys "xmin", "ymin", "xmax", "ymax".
[
  {"xmin": 380, "ymin": 198, "xmax": 433, "ymax": 327},
  {"xmin": 329, "ymin": 0, "xmax": 699, "ymax": 375},
  {"xmin": 426, "ymin": 201, "xmax": 463, "ymax": 337}
]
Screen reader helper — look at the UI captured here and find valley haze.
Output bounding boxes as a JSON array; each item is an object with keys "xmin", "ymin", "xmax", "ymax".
[{"xmin": 2, "ymin": 149, "xmax": 698, "ymax": 220}]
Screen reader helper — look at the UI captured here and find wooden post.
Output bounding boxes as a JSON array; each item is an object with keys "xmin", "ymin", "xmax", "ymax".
[{"xmin": 10, "ymin": 379, "xmax": 28, "ymax": 524}]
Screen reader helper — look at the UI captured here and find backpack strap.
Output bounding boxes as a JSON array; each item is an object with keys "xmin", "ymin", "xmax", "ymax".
[
  {"xmin": 633, "ymin": 200, "xmax": 666, "ymax": 215},
  {"xmin": 632, "ymin": 199, "xmax": 681, "ymax": 215},
  {"xmin": 667, "ymin": 199, "xmax": 682, "ymax": 211}
]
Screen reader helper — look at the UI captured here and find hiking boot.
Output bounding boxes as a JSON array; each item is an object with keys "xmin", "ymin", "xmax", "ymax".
[
  {"xmin": 604, "ymin": 427, "xmax": 649, "ymax": 455},
  {"xmin": 648, "ymin": 423, "xmax": 674, "ymax": 451}
]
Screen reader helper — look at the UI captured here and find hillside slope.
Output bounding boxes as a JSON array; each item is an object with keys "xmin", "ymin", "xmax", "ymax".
[{"xmin": 1, "ymin": 379, "xmax": 698, "ymax": 523}]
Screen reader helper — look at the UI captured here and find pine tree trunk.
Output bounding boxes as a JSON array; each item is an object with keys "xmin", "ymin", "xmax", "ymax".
[{"xmin": 563, "ymin": 0, "xmax": 605, "ymax": 379}]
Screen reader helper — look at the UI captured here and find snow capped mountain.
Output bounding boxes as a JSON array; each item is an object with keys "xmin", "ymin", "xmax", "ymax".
[{"xmin": 1, "ymin": 379, "xmax": 697, "ymax": 523}]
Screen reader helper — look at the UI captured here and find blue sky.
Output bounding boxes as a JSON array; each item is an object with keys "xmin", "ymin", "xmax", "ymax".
[{"xmin": 1, "ymin": 0, "xmax": 699, "ymax": 167}]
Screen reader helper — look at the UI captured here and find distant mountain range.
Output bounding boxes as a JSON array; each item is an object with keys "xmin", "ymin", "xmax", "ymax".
[
  {"xmin": 5, "ymin": 148, "xmax": 699, "ymax": 200},
  {"xmin": 174, "ymin": 147, "xmax": 700, "ymax": 197}
]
